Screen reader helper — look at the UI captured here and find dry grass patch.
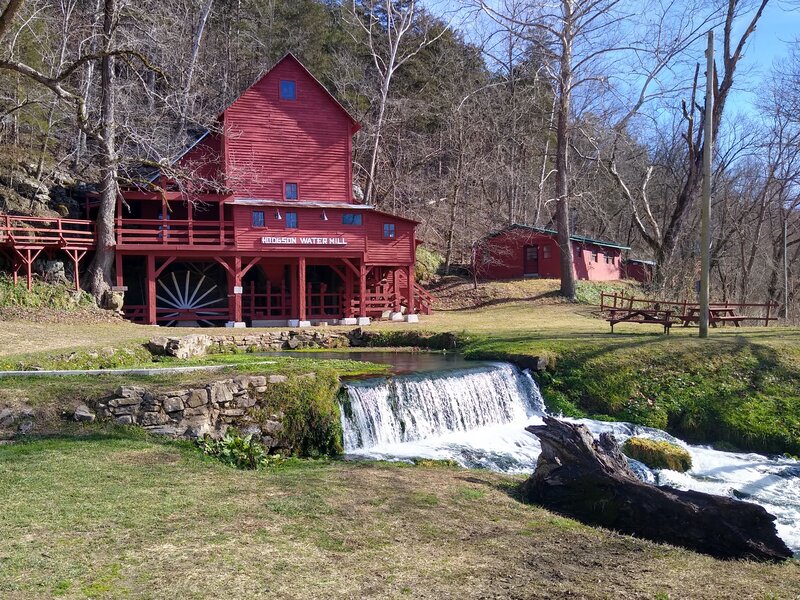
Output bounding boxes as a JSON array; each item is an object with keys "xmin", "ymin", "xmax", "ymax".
[{"xmin": 0, "ymin": 436, "xmax": 797, "ymax": 599}]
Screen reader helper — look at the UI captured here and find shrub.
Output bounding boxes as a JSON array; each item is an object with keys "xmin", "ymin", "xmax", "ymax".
[
  {"xmin": 622, "ymin": 437, "xmax": 692, "ymax": 472},
  {"xmin": 197, "ymin": 431, "xmax": 279, "ymax": 469},
  {"xmin": 415, "ymin": 246, "xmax": 444, "ymax": 283}
]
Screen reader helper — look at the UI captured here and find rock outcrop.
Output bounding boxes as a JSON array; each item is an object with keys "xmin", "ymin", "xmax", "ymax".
[{"xmin": 523, "ymin": 416, "xmax": 792, "ymax": 562}]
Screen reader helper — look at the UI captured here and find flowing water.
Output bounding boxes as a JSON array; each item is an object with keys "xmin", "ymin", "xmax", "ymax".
[{"xmin": 338, "ymin": 358, "xmax": 800, "ymax": 553}]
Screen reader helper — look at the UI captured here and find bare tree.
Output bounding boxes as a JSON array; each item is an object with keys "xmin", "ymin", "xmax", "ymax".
[{"xmin": 345, "ymin": 0, "xmax": 449, "ymax": 205}]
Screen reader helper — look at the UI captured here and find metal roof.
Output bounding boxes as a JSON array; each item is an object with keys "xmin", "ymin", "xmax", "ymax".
[{"xmin": 488, "ymin": 224, "xmax": 631, "ymax": 251}]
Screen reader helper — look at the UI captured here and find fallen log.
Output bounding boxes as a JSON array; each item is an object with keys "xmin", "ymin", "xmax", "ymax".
[{"xmin": 523, "ymin": 416, "xmax": 792, "ymax": 561}]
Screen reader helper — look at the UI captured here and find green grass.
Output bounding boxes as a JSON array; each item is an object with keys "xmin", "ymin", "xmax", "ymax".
[{"xmin": 0, "ymin": 434, "xmax": 797, "ymax": 599}]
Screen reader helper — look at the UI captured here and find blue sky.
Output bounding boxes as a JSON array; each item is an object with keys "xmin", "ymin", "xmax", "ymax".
[{"xmin": 426, "ymin": 0, "xmax": 800, "ymax": 117}]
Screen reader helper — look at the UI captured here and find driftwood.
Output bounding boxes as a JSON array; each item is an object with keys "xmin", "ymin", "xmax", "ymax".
[{"xmin": 523, "ymin": 417, "xmax": 792, "ymax": 561}]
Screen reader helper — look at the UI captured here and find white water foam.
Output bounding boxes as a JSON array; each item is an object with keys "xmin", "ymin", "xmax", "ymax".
[{"xmin": 339, "ymin": 362, "xmax": 800, "ymax": 553}]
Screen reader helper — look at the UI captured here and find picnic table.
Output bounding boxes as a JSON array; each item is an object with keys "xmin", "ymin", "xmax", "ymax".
[
  {"xmin": 607, "ymin": 308, "xmax": 674, "ymax": 334},
  {"xmin": 681, "ymin": 306, "xmax": 746, "ymax": 327}
]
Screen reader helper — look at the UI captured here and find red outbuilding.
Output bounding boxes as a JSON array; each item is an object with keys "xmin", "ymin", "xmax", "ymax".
[
  {"xmin": 0, "ymin": 54, "xmax": 431, "ymax": 326},
  {"xmin": 473, "ymin": 225, "xmax": 633, "ymax": 282}
]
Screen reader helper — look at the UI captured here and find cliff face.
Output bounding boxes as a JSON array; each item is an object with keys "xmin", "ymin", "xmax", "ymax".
[{"xmin": 0, "ymin": 149, "xmax": 80, "ymax": 218}]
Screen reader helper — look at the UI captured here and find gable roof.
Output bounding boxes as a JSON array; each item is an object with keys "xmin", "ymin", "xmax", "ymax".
[
  {"xmin": 221, "ymin": 52, "xmax": 361, "ymax": 132},
  {"xmin": 485, "ymin": 224, "xmax": 631, "ymax": 251},
  {"xmin": 145, "ymin": 54, "xmax": 361, "ymax": 184}
]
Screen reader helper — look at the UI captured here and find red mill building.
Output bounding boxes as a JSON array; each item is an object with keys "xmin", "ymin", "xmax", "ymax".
[{"xmin": 1, "ymin": 54, "xmax": 431, "ymax": 327}]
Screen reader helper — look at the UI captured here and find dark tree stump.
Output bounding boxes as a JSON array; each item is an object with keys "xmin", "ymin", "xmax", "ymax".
[{"xmin": 523, "ymin": 417, "xmax": 792, "ymax": 561}]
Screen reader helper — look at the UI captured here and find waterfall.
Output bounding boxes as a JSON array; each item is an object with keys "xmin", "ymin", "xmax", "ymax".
[
  {"xmin": 337, "ymin": 358, "xmax": 799, "ymax": 554},
  {"xmin": 340, "ymin": 362, "xmax": 544, "ymax": 452}
]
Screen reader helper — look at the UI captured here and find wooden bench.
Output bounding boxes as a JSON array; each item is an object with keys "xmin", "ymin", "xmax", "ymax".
[{"xmin": 607, "ymin": 309, "xmax": 674, "ymax": 334}]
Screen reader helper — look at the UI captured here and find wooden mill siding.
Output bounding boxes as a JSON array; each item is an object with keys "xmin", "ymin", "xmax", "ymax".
[{"xmin": 223, "ymin": 56, "xmax": 355, "ymax": 202}]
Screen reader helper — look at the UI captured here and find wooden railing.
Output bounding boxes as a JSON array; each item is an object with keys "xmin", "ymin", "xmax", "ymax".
[
  {"xmin": 0, "ymin": 215, "xmax": 95, "ymax": 247},
  {"xmin": 599, "ymin": 291, "xmax": 779, "ymax": 327},
  {"xmin": 116, "ymin": 219, "xmax": 234, "ymax": 247},
  {"xmin": 307, "ymin": 283, "xmax": 341, "ymax": 319},
  {"xmin": 414, "ymin": 283, "xmax": 435, "ymax": 315},
  {"xmin": 243, "ymin": 281, "xmax": 291, "ymax": 320}
]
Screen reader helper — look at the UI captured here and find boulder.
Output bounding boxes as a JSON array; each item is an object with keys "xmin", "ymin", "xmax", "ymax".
[
  {"xmin": 622, "ymin": 437, "xmax": 692, "ymax": 472},
  {"xmin": 73, "ymin": 404, "xmax": 96, "ymax": 423},
  {"xmin": 148, "ymin": 335, "xmax": 212, "ymax": 359},
  {"xmin": 0, "ymin": 408, "xmax": 15, "ymax": 428},
  {"xmin": 522, "ymin": 417, "xmax": 792, "ymax": 562}
]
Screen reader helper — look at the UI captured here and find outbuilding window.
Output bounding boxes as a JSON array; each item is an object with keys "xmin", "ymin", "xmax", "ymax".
[
  {"xmin": 383, "ymin": 223, "xmax": 396, "ymax": 239},
  {"xmin": 592, "ymin": 250, "xmax": 599, "ymax": 262},
  {"xmin": 342, "ymin": 213, "xmax": 363, "ymax": 225},
  {"xmin": 285, "ymin": 212, "xmax": 298, "ymax": 229},
  {"xmin": 542, "ymin": 245, "xmax": 552, "ymax": 259},
  {"xmin": 605, "ymin": 253, "xmax": 613, "ymax": 264},
  {"xmin": 252, "ymin": 210, "xmax": 265, "ymax": 228},
  {"xmin": 280, "ymin": 80, "xmax": 296, "ymax": 100},
  {"xmin": 284, "ymin": 182, "xmax": 298, "ymax": 200}
]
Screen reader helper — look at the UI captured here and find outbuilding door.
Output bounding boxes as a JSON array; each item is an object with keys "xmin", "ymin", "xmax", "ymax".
[{"xmin": 524, "ymin": 245, "xmax": 539, "ymax": 276}]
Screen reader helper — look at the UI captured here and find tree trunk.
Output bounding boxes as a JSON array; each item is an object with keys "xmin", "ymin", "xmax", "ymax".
[
  {"xmin": 83, "ymin": 0, "xmax": 117, "ymax": 303},
  {"xmin": 555, "ymin": 0, "xmax": 576, "ymax": 300},
  {"xmin": 523, "ymin": 417, "xmax": 792, "ymax": 561}
]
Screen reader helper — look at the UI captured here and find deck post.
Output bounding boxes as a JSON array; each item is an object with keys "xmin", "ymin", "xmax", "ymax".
[
  {"xmin": 146, "ymin": 254, "xmax": 157, "ymax": 325},
  {"xmin": 298, "ymin": 256, "xmax": 307, "ymax": 322},
  {"xmin": 290, "ymin": 258, "xmax": 299, "ymax": 319},
  {"xmin": 359, "ymin": 259, "xmax": 367, "ymax": 318},
  {"xmin": 344, "ymin": 264, "xmax": 354, "ymax": 317},
  {"xmin": 115, "ymin": 251, "xmax": 123, "ymax": 288},
  {"xmin": 407, "ymin": 265, "xmax": 416, "ymax": 315},
  {"xmin": 393, "ymin": 268, "xmax": 401, "ymax": 312},
  {"xmin": 233, "ymin": 255, "xmax": 243, "ymax": 323}
]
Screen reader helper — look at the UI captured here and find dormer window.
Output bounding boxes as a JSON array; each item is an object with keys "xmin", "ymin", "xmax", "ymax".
[
  {"xmin": 284, "ymin": 182, "xmax": 298, "ymax": 200},
  {"xmin": 280, "ymin": 80, "xmax": 296, "ymax": 100}
]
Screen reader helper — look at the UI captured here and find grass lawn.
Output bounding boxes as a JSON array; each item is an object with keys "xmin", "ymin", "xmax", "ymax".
[
  {"xmin": 1, "ymin": 434, "xmax": 798, "ymax": 600},
  {"xmin": 3, "ymin": 278, "xmax": 800, "ymax": 453}
]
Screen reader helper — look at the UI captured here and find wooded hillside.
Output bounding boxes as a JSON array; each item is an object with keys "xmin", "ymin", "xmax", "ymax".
[{"xmin": 1, "ymin": 0, "xmax": 798, "ymax": 314}]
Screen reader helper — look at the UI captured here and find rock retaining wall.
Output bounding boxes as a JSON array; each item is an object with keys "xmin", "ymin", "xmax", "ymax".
[
  {"xmin": 146, "ymin": 328, "xmax": 460, "ymax": 359},
  {"xmin": 94, "ymin": 375, "xmax": 291, "ymax": 449}
]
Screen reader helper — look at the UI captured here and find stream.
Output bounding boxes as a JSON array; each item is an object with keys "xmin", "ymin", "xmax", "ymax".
[{"xmin": 320, "ymin": 352, "xmax": 800, "ymax": 554}]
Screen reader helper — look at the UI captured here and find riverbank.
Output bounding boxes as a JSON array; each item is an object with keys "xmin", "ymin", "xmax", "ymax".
[{"xmin": 1, "ymin": 433, "xmax": 798, "ymax": 599}]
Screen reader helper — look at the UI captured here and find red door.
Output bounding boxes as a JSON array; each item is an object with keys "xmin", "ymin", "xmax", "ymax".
[{"xmin": 524, "ymin": 245, "xmax": 539, "ymax": 276}]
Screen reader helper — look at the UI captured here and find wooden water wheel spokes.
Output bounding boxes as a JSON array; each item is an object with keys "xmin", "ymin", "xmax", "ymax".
[{"xmin": 156, "ymin": 267, "xmax": 226, "ymax": 327}]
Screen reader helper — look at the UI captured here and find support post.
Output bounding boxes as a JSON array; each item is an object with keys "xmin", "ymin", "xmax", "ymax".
[
  {"xmin": 699, "ymin": 30, "xmax": 714, "ymax": 339},
  {"xmin": 233, "ymin": 255, "xmax": 242, "ymax": 324},
  {"xmin": 344, "ymin": 265, "xmax": 354, "ymax": 317},
  {"xmin": 298, "ymin": 256, "xmax": 307, "ymax": 322},
  {"xmin": 146, "ymin": 254, "xmax": 157, "ymax": 325},
  {"xmin": 393, "ymin": 268, "xmax": 401, "ymax": 312},
  {"xmin": 407, "ymin": 264, "xmax": 416, "ymax": 315},
  {"xmin": 26, "ymin": 248, "xmax": 33, "ymax": 291},
  {"xmin": 115, "ymin": 250, "xmax": 123, "ymax": 288},
  {"xmin": 359, "ymin": 260, "xmax": 367, "ymax": 318},
  {"xmin": 290, "ymin": 259, "xmax": 299, "ymax": 319}
]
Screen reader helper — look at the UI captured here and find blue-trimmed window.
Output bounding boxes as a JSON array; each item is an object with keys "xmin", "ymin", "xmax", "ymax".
[
  {"xmin": 280, "ymin": 80, "xmax": 296, "ymax": 100},
  {"xmin": 383, "ymin": 223, "xmax": 396, "ymax": 239},
  {"xmin": 284, "ymin": 182, "xmax": 298, "ymax": 200},
  {"xmin": 342, "ymin": 213, "xmax": 362, "ymax": 225},
  {"xmin": 251, "ymin": 210, "xmax": 265, "ymax": 228},
  {"xmin": 285, "ymin": 212, "xmax": 298, "ymax": 229}
]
